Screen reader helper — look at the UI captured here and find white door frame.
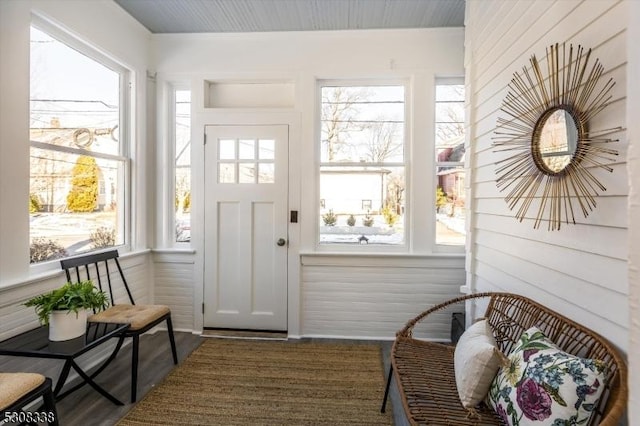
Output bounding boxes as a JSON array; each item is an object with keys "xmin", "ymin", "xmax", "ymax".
[{"xmin": 190, "ymin": 110, "xmax": 302, "ymax": 337}]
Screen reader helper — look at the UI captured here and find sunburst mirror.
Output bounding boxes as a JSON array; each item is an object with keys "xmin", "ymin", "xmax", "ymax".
[{"xmin": 493, "ymin": 43, "xmax": 619, "ymax": 230}]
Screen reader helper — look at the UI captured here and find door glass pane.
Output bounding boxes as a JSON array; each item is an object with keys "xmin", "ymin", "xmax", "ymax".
[
  {"xmin": 238, "ymin": 163, "xmax": 255, "ymax": 183},
  {"xmin": 258, "ymin": 139, "xmax": 275, "ymax": 159},
  {"xmin": 258, "ymin": 163, "xmax": 275, "ymax": 183},
  {"xmin": 219, "ymin": 139, "xmax": 236, "ymax": 159},
  {"xmin": 239, "ymin": 139, "xmax": 255, "ymax": 159},
  {"xmin": 219, "ymin": 163, "xmax": 235, "ymax": 183}
]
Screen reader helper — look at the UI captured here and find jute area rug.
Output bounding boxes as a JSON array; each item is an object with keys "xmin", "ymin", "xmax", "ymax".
[{"xmin": 117, "ymin": 338, "xmax": 393, "ymax": 425}]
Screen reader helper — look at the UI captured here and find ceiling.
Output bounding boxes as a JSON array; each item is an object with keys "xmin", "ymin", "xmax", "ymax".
[{"xmin": 114, "ymin": 0, "xmax": 465, "ymax": 34}]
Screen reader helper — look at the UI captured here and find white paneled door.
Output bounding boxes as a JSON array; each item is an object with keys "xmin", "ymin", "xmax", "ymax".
[{"xmin": 203, "ymin": 125, "xmax": 288, "ymax": 331}]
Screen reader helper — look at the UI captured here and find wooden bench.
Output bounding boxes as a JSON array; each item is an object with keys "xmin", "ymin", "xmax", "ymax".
[{"xmin": 381, "ymin": 292, "xmax": 628, "ymax": 425}]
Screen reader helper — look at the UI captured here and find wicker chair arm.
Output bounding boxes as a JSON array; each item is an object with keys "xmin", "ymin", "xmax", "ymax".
[{"xmin": 397, "ymin": 292, "xmax": 497, "ymax": 338}]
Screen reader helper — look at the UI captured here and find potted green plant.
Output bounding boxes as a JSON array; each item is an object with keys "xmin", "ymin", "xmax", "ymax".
[{"xmin": 24, "ymin": 281, "xmax": 109, "ymax": 341}]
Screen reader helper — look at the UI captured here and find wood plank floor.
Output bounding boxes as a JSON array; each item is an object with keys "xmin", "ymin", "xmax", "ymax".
[{"xmin": 1, "ymin": 332, "xmax": 409, "ymax": 425}]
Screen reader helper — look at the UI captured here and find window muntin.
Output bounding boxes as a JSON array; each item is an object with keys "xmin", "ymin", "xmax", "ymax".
[
  {"xmin": 319, "ymin": 84, "xmax": 406, "ymax": 246},
  {"xmin": 174, "ymin": 89, "xmax": 191, "ymax": 243},
  {"xmin": 435, "ymin": 82, "xmax": 466, "ymax": 246},
  {"xmin": 29, "ymin": 25, "xmax": 128, "ymax": 264}
]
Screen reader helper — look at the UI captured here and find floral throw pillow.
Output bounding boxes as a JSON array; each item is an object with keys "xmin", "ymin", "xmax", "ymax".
[{"xmin": 486, "ymin": 326, "xmax": 607, "ymax": 426}]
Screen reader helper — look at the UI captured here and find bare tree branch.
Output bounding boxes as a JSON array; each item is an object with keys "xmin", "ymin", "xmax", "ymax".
[
  {"xmin": 360, "ymin": 120, "xmax": 403, "ymax": 162},
  {"xmin": 321, "ymin": 87, "xmax": 369, "ymax": 161}
]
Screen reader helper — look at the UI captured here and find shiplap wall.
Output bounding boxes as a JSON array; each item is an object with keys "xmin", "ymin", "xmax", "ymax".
[
  {"xmin": 465, "ymin": 0, "xmax": 628, "ymax": 350},
  {"xmin": 150, "ymin": 252, "xmax": 465, "ymax": 338},
  {"xmin": 152, "ymin": 252, "xmax": 195, "ymax": 331},
  {"xmin": 627, "ymin": 1, "xmax": 639, "ymax": 421},
  {"xmin": 301, "ymin": 255, "xmax": 465, "ymax": 339}
]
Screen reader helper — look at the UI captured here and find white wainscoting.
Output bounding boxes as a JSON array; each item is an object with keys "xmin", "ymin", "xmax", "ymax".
[
  {"xmin": 151, "ymin": 250, "xmax": 195, "ymax": 331},
  {"xmin": 300, "ymin": 254, "xmax": 466, "ymax": 340}
]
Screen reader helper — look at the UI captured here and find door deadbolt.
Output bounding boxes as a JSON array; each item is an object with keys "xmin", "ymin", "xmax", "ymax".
[{"xmin": 276, "ymin": 238, "xmax": 287, "ymax": 246}]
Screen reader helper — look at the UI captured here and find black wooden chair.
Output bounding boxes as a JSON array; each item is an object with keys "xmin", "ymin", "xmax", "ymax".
[
  {"xmin": 0, "ymin": 373, "xmax": 59, "ymax": 425},
  {"xmin": 60, "ymin": 250, "xmax": 178, "ymax": 403}
]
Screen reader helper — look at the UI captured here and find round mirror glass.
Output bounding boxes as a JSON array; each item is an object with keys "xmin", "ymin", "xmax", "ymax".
[{"xmin": 536, "ymin": 108, "xmax": 579, "ymax": 173}]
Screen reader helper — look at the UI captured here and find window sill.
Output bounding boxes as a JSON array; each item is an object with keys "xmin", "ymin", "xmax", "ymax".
[{"xmin": 151, "ymin": 248, "xmax": 196, "ymax": 255}]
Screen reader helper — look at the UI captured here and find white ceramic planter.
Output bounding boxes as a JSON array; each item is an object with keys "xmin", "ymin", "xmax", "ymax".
[{"xmin": 48, "ymin": 309, "xmax": 87, "ymax": 341}]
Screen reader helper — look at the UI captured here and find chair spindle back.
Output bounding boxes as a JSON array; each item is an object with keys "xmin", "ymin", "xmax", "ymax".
[{"xmin": 60, "ymin": 250, "xmax": 135, "ymax": 306}]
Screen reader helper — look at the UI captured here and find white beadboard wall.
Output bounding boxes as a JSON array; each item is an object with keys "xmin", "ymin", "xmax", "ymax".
[
  {"xmin": 465, "ymin": 0, "xmax": 629, "ymax": 350},
  {"xmin": 152, "ymin": 251, "xmax": 195, "ymax": 331},
  {"xmin": 301, "ymin": 255, "xmax": 465, "ymax": 339},
  {"xmin": 149, "ymin": 250, "xmax": 465, "ymax": 339}
]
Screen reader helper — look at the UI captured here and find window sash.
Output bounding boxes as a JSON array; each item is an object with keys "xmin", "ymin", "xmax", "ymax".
[
  {"xmin": 171, "ymin": 86, "xmax": 191, "ymax": 245},
  {"xmin": 434, "ymin": 79, "xmax": 465, "ymax": 248},
  {"xmin": 318, "ymin": 82, "xmax": 408, "ymax": 248}
]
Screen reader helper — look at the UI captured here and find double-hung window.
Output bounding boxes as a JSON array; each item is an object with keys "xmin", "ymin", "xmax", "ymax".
[
  {"xmin": 319, "ymin": 83, "xmax": 406, "ymax": 246},
  {"xmin": 29, "ymin": 24, "xmax": 129, "ymax": 264},
  {"xmin": 434, "ymin": 79, "xmax": 466, "ymax": 246}
]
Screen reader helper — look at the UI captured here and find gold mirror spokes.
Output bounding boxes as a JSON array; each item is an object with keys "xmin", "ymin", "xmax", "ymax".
[{"xmin": 492, "ymin": 43, "xmax": 620, "ymax": 230}]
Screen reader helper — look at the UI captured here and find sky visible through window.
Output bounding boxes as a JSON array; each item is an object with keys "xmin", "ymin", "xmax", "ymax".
[{"xmin": 31, "ymin": 27, "xmax": 119, "ymax": 124}]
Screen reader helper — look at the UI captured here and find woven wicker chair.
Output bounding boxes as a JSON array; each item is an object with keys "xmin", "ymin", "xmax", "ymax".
[
  {"xmin": 0, "ymin": 373, "xmax": 59, "ymax": 425},
  {"xmin": 381, "ymin": 292, "xmax": 628, "ymax": 426},
  {"xmin": 60, "ymin": 250, "xmax": 178, "ymax": 403}
]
